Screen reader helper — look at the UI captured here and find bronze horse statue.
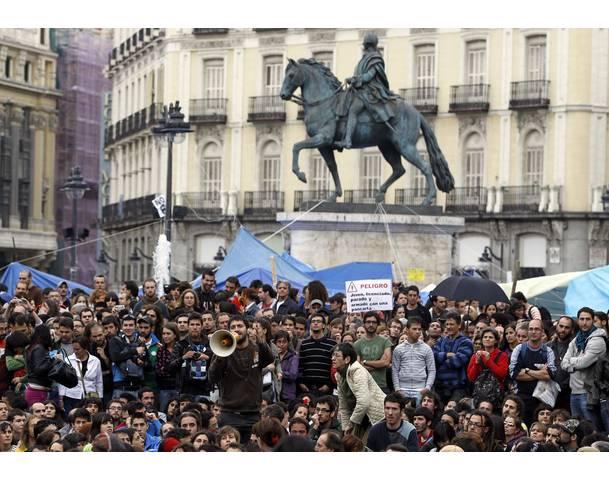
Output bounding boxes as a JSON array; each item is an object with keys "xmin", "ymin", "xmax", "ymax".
[{"xmin": 279, "ymin": 58, "xmax": 454, "ymax": 205}]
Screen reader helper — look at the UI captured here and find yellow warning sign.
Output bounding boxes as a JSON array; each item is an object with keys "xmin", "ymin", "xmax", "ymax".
[{"xmin": 407, "ymin": 268, "xmax": 425, "ymax": 283}]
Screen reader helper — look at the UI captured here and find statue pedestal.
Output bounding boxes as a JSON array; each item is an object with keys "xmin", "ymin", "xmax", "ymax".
[{"xmin": 277, "ymin": 204, "xmax": 465, "ymax": 285}]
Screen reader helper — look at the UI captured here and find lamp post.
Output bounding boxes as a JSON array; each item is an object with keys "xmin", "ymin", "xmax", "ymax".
[
  {"xmin": 129, "ymin": 246, "xmax": 153, "ymax": 262},
  {"xmin": 61, "ymin": 166, "xmax": 90, "ymax": 280},
  {"xmin": 151, "ymin": 101, "xmax": 193, "ymax": 244}
]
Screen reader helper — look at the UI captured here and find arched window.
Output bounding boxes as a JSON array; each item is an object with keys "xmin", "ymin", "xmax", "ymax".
[
  {"xmin": 456, "ymin": 233, "xmax": 490, "ymax": 268},
  {"xmin": 523, "ymin": 130, "xmax": 544, "ymax": 186},
  {"xmin": 201, "ymin": 142, "xmax": 222, "ymax": 194},
  {"xmin": 463, "ymin": 132, "xmax": 484, "ymax": 190},
  {"xmin": 261, "ymin": 140, "xmax": 281, "ymax": 191},
  {"xmin": 195, "ymin": 235, "xmax": 226, "ymax": 268},
  {"xmin": 518, "ymin": 233, "xmax": 547, "ymax": 278}
]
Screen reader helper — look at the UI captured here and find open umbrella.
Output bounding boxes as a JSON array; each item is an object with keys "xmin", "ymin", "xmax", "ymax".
[{"xmin": 431, "ymin": 275, "xmax": 510, "ymax": 305}]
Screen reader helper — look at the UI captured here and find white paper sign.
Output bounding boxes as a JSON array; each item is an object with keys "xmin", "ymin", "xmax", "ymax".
[
  {"xmin": 345, "ymin": 279, "xmax": 393, "ymax": 313},
  {"xmin": 152, "ymin": 195, "xmax": 166, "ymax": 218}
]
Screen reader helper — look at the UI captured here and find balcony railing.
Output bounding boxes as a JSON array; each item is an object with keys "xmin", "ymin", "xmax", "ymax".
[
  {"xmin": 445, "ymin": 186, "xmax": 488, "ymax": 213},
  {"xmin": 105, "ymin": 102, "xmax": 164, "ymax": 146},
  {"xmin": 449, "ymin": 84, "xmax": 490, "ymax": 113},
  {"xmin": 344, "ymin": 189, "xmax": 380, "ymax": 204},
  {"xmin": 247, "ymin": 96, "xmax": 286, "ymax": 122},
  {"xmin": 189, "ymin": 98, "xmax": 228, "ymax": 124},
  {"xmin": 294, "ymin": 190, "xmax": 334, "ymax": 211},
  {"xmin": 244, "ymin": 191, "xmax": 285, "ymax": 215},
  {"xmin": 101, "ymin": 194, "xmax": 157, "ymax": 226},
  {"xmin": 399, "ymin": 87, "xmax": 439, "ymax": 114},
  {"xmin": 192, "ymin": 29, "xmax": 229, "ymax": 35},
  {"xmin": 502, "ymin": 184, "xmax": 541, "ymax": 212},
  {"xmin": 394, "ymin": 188, "xmax": 433, "ymax": 206},
  {"xmin": 509, "ymin": 80, "xmax": 550, "ymax": 110},
  {"xmin": 176, "ymin": 191, "xmax": 222, "ymax": 215}
]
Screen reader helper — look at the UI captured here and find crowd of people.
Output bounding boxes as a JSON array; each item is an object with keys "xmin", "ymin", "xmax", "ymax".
[{"xmin": 1, "ymin": 268, "xmax": 609, "ymax": 453}]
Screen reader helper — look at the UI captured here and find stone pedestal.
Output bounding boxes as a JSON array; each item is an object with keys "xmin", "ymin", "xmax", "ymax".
[{"xmin": 277, "ymin": 204, "xmax": 465, "ymax": 285}]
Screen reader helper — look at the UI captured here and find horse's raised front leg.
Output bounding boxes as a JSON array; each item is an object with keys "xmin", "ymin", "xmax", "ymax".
[
  {"xmin": 292, "ymin": 134, "xmax": 331, "ymax": 184},
  {"xmin": 318, "ymin": 146, "xmax": 342, "ymax": 200}
]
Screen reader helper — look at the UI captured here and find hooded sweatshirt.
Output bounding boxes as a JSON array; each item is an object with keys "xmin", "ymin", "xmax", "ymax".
[{"xmin": 562, "ymin": 328, "xmax": 607, "ymax": 394}]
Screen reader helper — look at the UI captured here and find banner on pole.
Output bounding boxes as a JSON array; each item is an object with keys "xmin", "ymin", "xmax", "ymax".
[
  {"xmin": 345, "ymin": 279, "xmax": 393, "ymax": 313},
  {"xmin": 152, "ymin": 195, "xmax": 166, "ymax": 218}
]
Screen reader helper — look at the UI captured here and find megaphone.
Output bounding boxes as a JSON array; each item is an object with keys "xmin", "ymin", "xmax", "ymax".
[{"xmin": 210, "ymin": 329, "xmax": 238, "ymax": 357}]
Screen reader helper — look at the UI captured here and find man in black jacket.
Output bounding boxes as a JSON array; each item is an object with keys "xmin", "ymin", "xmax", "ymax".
[
  {"xmin": 196, "ymin": 269, "xmax": 216, "ymax": 312},
  {"xmin": 173, "ymin": 312, "xmax": 213, "ymax": 400},
  {"xmin": 547, "ymin": 315, "xmax": 576, "ymax": 410},
  {"xmin": 273, "ymin": 280, "xmax": 300, "ymax": 315},
  {"xmin": 208, "ymin": 315, "xmax": 274, "ymax": 440},
  {"xmin": 108, "ymin": 315, "xmax": 146, "ymax": 399},
  {"xmin": 403, "ymin": 285, "xmax": 432, "ymax": 330}
]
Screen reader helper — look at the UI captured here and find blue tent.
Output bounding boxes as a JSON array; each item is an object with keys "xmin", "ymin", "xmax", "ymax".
[
  {"xmin": 0, "ymin": 261, "xmax": 93, "ymax": 297},
  {"xmin": 564, "ymin": 264, "xmax": 609, "ymax": 315},
  {"xmin": 310, "ymin": 262, "xmax": 393, "ymax": 295},
  {"xmin": 192, "ymin": 227, "xmax": 313, "ymax": 289},
  {"xmin": 280, "ymin": 252, "xmax": 315, "ymax": 273},
  {"xmin": 214, "ymin": 267, "xmax": 308, "ymax": 293}
]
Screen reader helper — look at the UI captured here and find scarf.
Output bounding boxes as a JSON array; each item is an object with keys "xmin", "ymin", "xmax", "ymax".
[{"xmin": 575, "ymin": 325, "xmax": 597, "ymax": 353}]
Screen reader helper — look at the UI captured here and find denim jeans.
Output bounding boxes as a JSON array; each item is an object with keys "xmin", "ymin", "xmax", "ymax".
[
  {"xmin": 398, "ymin": 388, "xmax": 422, "ymax": 407},
  {"xmin": 570, "ymin": 393, "xmax": 600, "ymax": 429},
  {"xmin": 599, "ymin": 400, "xmax": 609, "ymax": 434}
]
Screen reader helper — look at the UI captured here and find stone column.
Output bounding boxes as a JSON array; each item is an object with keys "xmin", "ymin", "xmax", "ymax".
[{"xmin": 30, "ymin": 110, "xmax": 48, "ymax": 222}]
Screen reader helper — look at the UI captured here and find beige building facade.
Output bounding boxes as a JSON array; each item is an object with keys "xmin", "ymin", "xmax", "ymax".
[
  {"xmin": 0, "ymin": 28, "xmax": 60, "ymax": 269},
  {"xmin": 102, "ymin": 28, "xmax": 609, "ymax": 286}
]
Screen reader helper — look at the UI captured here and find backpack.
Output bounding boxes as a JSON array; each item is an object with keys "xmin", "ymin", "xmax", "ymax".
[{"xmin": 472, "ymin": 352, "xmax": 505, "ymax": 407}]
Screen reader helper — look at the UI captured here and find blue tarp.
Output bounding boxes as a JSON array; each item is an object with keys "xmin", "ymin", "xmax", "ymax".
[
  {"xmin": 564, "ymin": 264, "xmax": 609, "ymax": 315},
  {"xmin": 310, "ymin": 262, "xmax": 393, "ymax": 295},
  {"xmin": 192, "ymin": 227, "xmax": 314, "ymax": 289},
  {"xmin": 280, "ymin": 252, "xmax": 315, "ymax": 273},
  {"xmin": 0, "ymin": 261, "xmax": 93, "ymax": 297}
]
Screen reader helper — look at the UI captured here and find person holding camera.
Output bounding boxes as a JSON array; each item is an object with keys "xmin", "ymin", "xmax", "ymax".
[
  {"xmin": 173, "ymin": 312, "xmax": 213, "ymax": 401},
  {"xmin": 109, "ymin": 315, "xmax": 147, "ymax": 399}
]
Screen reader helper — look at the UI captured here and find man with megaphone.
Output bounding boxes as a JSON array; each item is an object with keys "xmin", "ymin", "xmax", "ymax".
[{"xmin": 208, "ymin": 315, "xmax": 274, "ymax": 441}]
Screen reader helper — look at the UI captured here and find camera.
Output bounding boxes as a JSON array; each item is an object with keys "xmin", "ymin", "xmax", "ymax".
[{"xmin": 192, "ymin": 352, "xmax": 201, "ymax": 360}]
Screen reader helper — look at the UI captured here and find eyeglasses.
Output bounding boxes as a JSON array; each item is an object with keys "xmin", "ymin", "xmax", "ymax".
[
  {"xmin": 468, "ymin": 421, "xmax": 484, "ymax": 428},
  {"xmin": 315, "ymin": 408, "xmax": 331, "ymax": 413}
]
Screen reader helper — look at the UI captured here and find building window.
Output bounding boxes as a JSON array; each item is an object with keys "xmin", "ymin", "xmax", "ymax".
[
  {"xmin": 313, "ymin": 51, "xmax": 333, "ymax": 70},
  {"xmin": 261, "ymin": 140, "xmax": 281, "ymax": 191},
  {"xmin": 4, "ymin": 57, "xmax": 12, "ymax": 79},
  {"xmin": 203, "ymin": 58, "xmax": 224, "ymax": 98},
  {"xmin": 412, "ymin": 139, "xmax": 428, "ymax": 194},
  {"xmin": 263, "ymin": 55, "xmax": 283, "ymax": 96},
  {"xmin": 464, "ymin": 132, "xmax": 484, "ymax": 189},
  {"xmin": 201, "ymin": 142, "xmax": 222, "ymax": 193},
  {"xmin": 466, "ymin": 40, "xmax": 486, "ymax": 85},
  {"xmin": 526, "ymin": 35, "xmax": 547, "ymax": 81},
  {"xmin": 414, "ymin": 44, "xmax": 435, "ymax": 90},
  {"xmin": 24, "ymin": 61, "xmax": 32, "ymax": 83},
  {"xmin": 523, "ymin": 130, "xmax": 544, "ymax": 186},
  {"xmin": 40, "ymin": 28, "xmax": 46, "ymax": 45},
  {"xmin": 310, "ymin": 155, "xmax": 331, "ymax": 191},
  {"xmin": 360, "ymin": 149, "xmax": 382, "ymax": 192}
]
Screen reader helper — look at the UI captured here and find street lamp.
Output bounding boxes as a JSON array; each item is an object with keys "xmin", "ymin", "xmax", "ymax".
[
  {"xmin": 129, "ymin": 246, "xmax": 153, "ymax": 262},
  {"xmin": 479, "ymin": 245, "xmax": 503, "ymax": 263},
  {"xmin": 97, "ymin": 249, "xmax": 117, "ymax": 265},
  {"xmin": 214, "ymin": 246, "xmax": 227, "ymax": 263},
  {"xmin": 61, "ymin": 166, "xmax": 90, "ymax": 280},
  {"xmin": 151, "ymin": 101, "xmax": 193, "ymax": 245}
]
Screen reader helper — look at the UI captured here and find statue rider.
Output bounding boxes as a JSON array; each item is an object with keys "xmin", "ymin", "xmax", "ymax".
[{"xmin": 336, "ymin": 32, "xmax": 399, "ymax": 150}]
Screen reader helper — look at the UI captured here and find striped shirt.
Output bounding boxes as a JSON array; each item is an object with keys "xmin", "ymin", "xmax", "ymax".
[{"xmin": 298, "ymin": 336, "xmax": 337, "ymax": 389}]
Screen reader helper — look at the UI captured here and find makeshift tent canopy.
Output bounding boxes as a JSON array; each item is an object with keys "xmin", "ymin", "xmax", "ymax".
[
  {"xmin": 192, "ymin": 227, "xmax": 313, "ymax": 289},
  {"xmin": 309, "ymin": 262, "xmax": 393, "ymax": 295},
  {"xmin": 0, "ymin": 261, "xmax": 93, "ymax": 297},
  {"xmin": 564, "ymin": 264, "xmax": 609, "ymax": 315}
]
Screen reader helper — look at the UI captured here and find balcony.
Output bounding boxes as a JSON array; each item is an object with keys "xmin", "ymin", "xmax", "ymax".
[
  {"xmin": 294, "ymin": 190, "xmax": 334, "ymax": 211},
  {"xmin": 509, "ymin": 80, "xmax": 550, "ymax": 110},
  {"xmin": 449, "ymin": 84, "xmax": 490, "ymax": 113},
  {"xmin": 394, "ymin": 188, "xmax": 434, "ymax": 206},
  {"xmin": 192, "ymin": 29, "xmax": 229, "ymax": 35},
  {"xmin": 175, "ymin": 191, "xmax": 222, "ymax": 216},
  {"xmin": 244, "ymin": 191, "xmax": 285, "ymax": 216},
  {"xmin": 502, "ymin": 184, "xmax": 541, "ymax": 213},
  {"xmin": 344, "ymin": 189, "xmax": 379, "ymax": 204},
  {"xmin": 445, "ymin": 186, "xmax": 487, "ymax": 213},
  {"xmin": 399, "ymin": 87, "xmax": 439, "ymax": 114},
  {"xmin": 101, "ymin": 194, "xmax": 158, "ymax": 227},
  {"xmin": 105, "ymin": 102, "xmax": 164, "ymax": 146},
  {"xmin": 247, "ymin": 96, "xmax": 286, "ymax": 122},
  {"xmin": 189, "ymin": 98, "xmax": 228, "ymax": 124}
]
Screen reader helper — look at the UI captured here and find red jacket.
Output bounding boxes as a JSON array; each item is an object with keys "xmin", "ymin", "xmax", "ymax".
[{"xmin": 466, "ymin": 348, "xmax": 509, "ymax": 387}]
